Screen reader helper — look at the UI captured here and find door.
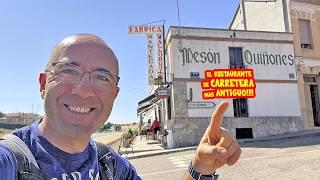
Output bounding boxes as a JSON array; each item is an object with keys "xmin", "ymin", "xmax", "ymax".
[{"xmin": 310, "ymin": 85, "xmax": 320, "ymax": 126}]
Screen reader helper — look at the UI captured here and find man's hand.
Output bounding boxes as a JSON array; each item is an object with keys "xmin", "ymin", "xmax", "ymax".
[{"xmin": 186, "ymin": 101, "xmax": 241, "ymax": 178}]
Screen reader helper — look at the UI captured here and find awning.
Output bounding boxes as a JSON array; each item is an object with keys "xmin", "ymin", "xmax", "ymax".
[{"xmin": 137, "ymin": 94, "xmax": 159, "ymax": 115}]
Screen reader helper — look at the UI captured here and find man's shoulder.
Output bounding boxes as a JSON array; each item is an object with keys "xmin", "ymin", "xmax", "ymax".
[
  {"xmin": 12, "ymin": 121, "xmax": 38, "ymax": 144},
  {"xmin": 0, "ymin": 143, "xmax": 16, "ymax": 161},
  {"xmin": 0, "ymin": 143, "xmax": 17, "ymax": 179}
]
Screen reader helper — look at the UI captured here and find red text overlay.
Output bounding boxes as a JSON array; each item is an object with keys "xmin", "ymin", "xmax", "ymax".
[{"xmin": 201, "ymin": 69, "xmax": 256, "ymax": 99}]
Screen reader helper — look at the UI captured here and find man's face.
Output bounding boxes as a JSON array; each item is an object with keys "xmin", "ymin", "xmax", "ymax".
[{"xmin": 41, "ymin": 43, "xmax": 119, "ymax": 138}]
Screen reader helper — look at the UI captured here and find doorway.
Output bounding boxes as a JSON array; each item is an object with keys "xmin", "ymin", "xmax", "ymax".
[{"xmin": 310, "ymin": 85, "xmax": 320, "ymax": 126}]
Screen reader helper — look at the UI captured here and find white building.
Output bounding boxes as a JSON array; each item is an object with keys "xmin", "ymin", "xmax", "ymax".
[
  {"xmin": 230, "ymin": 0, "xmax": 320, "ymax": 130},
  {"xmin": 138, "ymin": 26, "xmax": 303, "ymax": 148}
]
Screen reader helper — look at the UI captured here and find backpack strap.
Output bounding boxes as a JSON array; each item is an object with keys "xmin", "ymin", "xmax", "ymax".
[
  {"xmin": 0, "ymin": 134, "xmax": 44, "ymax": 179},
  {"xmin": 95, "ymin": 141, "xmax": 114, "ymax": 180},
  {"xmin": 2, "ymin": 134, "xmax": 39, "ymax": 169}
]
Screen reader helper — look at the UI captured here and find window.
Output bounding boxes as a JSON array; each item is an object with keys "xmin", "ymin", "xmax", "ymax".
[
  {"xmin": 229, "ymin": 47, "xmax": 248, "ymax": 117},
  {"xmin": 304, "ymin": 75, "xmax": 316, "ymax": 84},
  {"xmin": 233, "ymin": 98, "xmax": 248, "ymax": 117},
  {"xmin": 167, "ymin": 96, "xmax": 171, "ymax": 120},
  {"xmin": 299, "ymin": 19, "xmax": 312, "ymax": 49},
  {"xmin": 229, "ymin": 47, "xmax": 244, "ymax": 68}
]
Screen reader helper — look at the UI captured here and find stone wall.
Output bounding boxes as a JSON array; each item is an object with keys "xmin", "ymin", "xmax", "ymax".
[
  {"xmin": 172, "ymin": 117, "xmax": 210, "ymax": 148},
  {"xmin": 171, "ymin": 116, "xmax": 303, "ymax": 148},
  {"xmin": 172, "ymin": 81, "xmax": 188, "ymax": 118},
  {"xmin": 223, "ymin": 116, "xmax": 303, "ymax": 138}
]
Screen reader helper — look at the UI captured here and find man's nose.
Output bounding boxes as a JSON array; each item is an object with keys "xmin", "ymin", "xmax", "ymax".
[{"xmin": 71, "ymin": 73, "xmax": 95, "ymax": 98}]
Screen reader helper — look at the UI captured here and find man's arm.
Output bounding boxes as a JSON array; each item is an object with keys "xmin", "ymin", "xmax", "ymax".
[
  {"xmin": 183, "ymin": 101, "xmax": 241, "ymax": 179},
  {"xmin": 0, "ymin": 144, "xmax": 17, "ymax": 180}
]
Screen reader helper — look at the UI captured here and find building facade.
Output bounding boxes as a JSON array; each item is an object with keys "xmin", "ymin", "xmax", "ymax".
[
  {"xmin": 230, "ymin": 0, "xmax": 320, "ymax": 129},
  {"xmin": 146, "ymin": 26, "xmax": 301, "ymax": 148}
]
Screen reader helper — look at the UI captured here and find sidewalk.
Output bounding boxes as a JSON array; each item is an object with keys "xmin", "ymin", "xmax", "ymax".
[
  {"xmin": 120, "ymin": 136, "xmax": 197, "ymax": 160},
  {"xmin": 123, "ymin": 128, "xmax": 320, "ymax": 160}
]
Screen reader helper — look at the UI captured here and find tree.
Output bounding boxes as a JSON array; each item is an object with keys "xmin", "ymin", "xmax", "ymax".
[
  {"xmin": 104, "ymin": 122, "xmax": 112, "ymax": 130},
  {"xmin": 114, "ymin": 124, "xmax": 121, "ymax": 132},
  {"xmin": 128, "ymin": 128, "xmax": 133, "ymax": 138},
  {"xmin": 0, "ymin": 111, "xmax": 5, "ymax": 118}
]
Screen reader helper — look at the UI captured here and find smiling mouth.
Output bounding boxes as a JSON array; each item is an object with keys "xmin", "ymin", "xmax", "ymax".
[{"xmin": 65, "ymin": 104, "xmax": 95, "ymax": 114}]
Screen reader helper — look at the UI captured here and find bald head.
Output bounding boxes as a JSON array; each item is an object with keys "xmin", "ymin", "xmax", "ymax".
[{"xmin": 46, "ymin": 34, "xmax": 119, "ymax": 74}]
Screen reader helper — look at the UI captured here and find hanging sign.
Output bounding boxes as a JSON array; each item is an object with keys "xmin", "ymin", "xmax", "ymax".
[{"xmin": 128, "ymin": 25, "xmax": 164, "ymax": 85}]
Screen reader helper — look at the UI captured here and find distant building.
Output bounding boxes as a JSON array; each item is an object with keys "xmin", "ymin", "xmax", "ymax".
[{"xmin": 2, "ymin": 112, "xmax": 40, "ymax": 124}]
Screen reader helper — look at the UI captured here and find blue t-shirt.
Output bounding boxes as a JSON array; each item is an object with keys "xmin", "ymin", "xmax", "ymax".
[{"xmin": 0, "ymin": 121, "xmax": 141, "ymax": 180}]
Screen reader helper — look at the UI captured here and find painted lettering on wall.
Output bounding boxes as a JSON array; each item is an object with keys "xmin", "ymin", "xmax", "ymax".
[
  {"xmin": 157, "ymin": 33, "xmax": 164, "ymax": 77},
  {"xmin": 179, "ymin": 48, "xmax": 221, "ymax": 66},
  {"xmin": 244, "ymin": 50, "xmax": 294, "ymax": 66},
  {"xmin": 128, "ymin": 25, "xmax": 163, "ymax": 34},
  {"xmin": 147, "ymin": 34, "xmax": 155, "ymax": 85},
  {"xmin": 178, "ymin": 47, "xmax": 294, "ymax": 67}
]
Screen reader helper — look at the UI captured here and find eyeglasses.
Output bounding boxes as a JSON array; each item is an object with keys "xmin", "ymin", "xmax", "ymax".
[{"xmin": 47, "ymin": 62, "xmax": 120, "ymax": 89}]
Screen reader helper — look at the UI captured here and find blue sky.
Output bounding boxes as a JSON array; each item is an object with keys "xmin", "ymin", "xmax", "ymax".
[{"xmin": 0, "ymin": 0, "xmax": 239, "ymax": 124}]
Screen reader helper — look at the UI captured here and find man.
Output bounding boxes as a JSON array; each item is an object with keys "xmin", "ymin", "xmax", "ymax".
[
  {"xmin": 0, "ymin": 34, "xmax": 240, "ymax": 179},
  {"xmin": 151, "ymin": 118, "xmax": 160, "ymax": 136},
  {"xmin": 147, "ymin": 118, "xmax": 160, "ymax": 140}
]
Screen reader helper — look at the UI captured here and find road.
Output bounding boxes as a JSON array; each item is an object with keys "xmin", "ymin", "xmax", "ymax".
[{"xmin": 129, "ymin": 134, "xmax": 320, "ymax": 180}]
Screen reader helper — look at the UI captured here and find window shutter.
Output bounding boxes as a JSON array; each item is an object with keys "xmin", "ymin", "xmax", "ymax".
[{"xmin": 299, "ymin": 20, "xmax": 311, "ymax": 45}]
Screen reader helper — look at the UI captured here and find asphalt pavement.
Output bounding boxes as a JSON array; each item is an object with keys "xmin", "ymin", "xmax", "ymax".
[{"xmin": 130, "ymin": 131, "xmax": 320, "ymax": 180}]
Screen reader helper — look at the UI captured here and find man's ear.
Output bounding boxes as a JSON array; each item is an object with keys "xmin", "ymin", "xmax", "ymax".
[{"xmin": 39, "ymin": 72, "xmax": 46, "ymax": 99}]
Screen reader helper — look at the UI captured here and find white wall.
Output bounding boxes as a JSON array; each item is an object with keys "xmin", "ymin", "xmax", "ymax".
[
  {"xmin": 230, "ymin": 5, "xmax": 245, "ymax": 30},
  {"xmin": 246, "ymin": 0, "xmax": 286, "ymax": 32},
  {"xmin": 249, "ymin": 83, "xmax": 301, "ymax": 117},
  {"xmin": 186, "ymin": 81, "xmax": 301, "ymax": 118},
  {"xmin": 230, "ymin": 0, "xmax": 286, "ymax": 32},
  {"xmin": 186, "ymin": 82, "xmax": 234, "ymax": 117}
]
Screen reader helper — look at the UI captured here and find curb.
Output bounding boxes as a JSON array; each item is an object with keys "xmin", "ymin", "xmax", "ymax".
[
  {"xmin": 120, "ymin": 149, "xmax": 162, "ymax": 154},
  {"xmin": 125, "ymin": 146, "xmax": 197, "ymax": 160},
  {"xmin": 239, "ymin": 131, "xmax": 320, "ymax": 144}
]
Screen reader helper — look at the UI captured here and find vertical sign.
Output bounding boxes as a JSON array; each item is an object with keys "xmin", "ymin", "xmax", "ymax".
[
  {"xmin": 147, "ymin": 34, "xmax": 154, "ymax": 85},
  {"xmin": 128, "ymin": 25, "xmax": 164, "ymax": 85},
  {"xmin": 157, "ymin": 32, "xmax": 164, "ymax": 78}
]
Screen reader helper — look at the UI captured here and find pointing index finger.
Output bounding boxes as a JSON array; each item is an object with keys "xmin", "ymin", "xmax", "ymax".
[{"xmin": 207, "ymin": 101, "xmax": 229, "ymax": 142}]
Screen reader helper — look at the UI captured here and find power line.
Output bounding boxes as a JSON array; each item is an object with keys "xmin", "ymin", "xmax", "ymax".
[{"xmin": 141, "ymin": 20, "xmax": 165, "ymax": 26}]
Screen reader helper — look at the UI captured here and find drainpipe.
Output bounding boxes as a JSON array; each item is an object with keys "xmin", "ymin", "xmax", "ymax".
[{"xmin": 282, "ymin": 0, "xmax": 290, "ymax": 32}]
